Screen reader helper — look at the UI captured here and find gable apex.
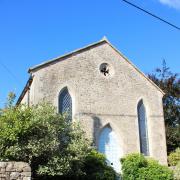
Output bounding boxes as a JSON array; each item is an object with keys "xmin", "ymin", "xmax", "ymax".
[
  {"xmin": 101, "ymin": 36, "xmax": 108, "ymax": 41},
  {"xmin": 28, "ymin": 38, "xmax": 164, "ymax": 95}
]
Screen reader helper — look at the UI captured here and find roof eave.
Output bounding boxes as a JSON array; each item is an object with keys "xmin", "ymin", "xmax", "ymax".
[
  {"xmin": 107, "ymin": 42, "xmax": 165, "ymax": 95},
  {"xmin": 16, "ymin": 75, "xmax": 34, "ymax": 105},
  {"xmin": 28, "ymin": 39, "xmax": 107, "ymax": 73}
]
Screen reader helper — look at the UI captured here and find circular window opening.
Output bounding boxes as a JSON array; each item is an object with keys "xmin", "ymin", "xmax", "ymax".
[{"xmin": 99, "ymin": 63, "xmax": 113, "ymax": 77}]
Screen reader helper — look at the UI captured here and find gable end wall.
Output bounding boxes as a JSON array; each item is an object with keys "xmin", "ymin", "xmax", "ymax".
[{"xmin": 26, "ymin": 42, "xmax": 167, "ymax": 165}]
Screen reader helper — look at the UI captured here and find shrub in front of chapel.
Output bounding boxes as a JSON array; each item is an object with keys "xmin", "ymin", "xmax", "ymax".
[
  {"xmin": 168, "ymin": 148, "xmax": 180, "ymax": 166},
  {"xmin": 168, "ymin": 148, "xmax": 180, "ymax": 180},
  {"xmin": 173, "ymin": 161, "xmax": 180, "ymax": 180},
  {"xmin": 81, "ymin": 150, "xmax": 117, "ymax": 180},
  {"xmin": 0, "ymin": 101, "xmax": 91, "ymax": 178},
  {"xmin": 0, "ymin": 95, "xmax": 116, "ymax": 179},
  {"xmin": 121, "ymin": 153, "xmax": 173, "ymax": 180}
]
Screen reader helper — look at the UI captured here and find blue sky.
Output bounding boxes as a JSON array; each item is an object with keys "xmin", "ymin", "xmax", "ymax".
[{"xmin": 0, "ymin": 0, "xmax": 179, "ymax": 107}]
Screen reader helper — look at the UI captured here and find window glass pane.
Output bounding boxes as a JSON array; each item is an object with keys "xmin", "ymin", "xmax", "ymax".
[
  {"xmin": 59, "ymin": 88, "xmax": 72, "ymax": 120},
  {"xmin": 138, "ymin": 101, "xmax": 149, "ymax": 156}
]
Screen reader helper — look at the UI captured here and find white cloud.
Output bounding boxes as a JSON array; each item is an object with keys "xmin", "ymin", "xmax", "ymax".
[{"xmin": 159, "ymin": 0, "xmax": 180, "ymax": 9}]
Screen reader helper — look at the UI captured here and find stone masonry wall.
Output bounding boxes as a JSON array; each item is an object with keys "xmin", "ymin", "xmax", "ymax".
[
  {"xmin": 21, "ymin": 40, "xmax": 167, "ymax": 165},
  {"xmin": 0, "ymin": 162, "xmax": 31, "ymax": 180}
]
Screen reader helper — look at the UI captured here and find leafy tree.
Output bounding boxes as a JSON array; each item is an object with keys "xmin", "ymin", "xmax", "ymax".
[
  {"xmin": 148, "ymin": 60, "xmax": 180, "ymax": 153},
  {"xmin": 0, "ymin": 101, "xmax": 116, "ymax": 179},
  {"xmin": 5, "ymin": 91, "xmax": 16, "ymax": 108},
  {"xmin": 0, "ymin": 102, "xmax": 90, "ymax": 178}
]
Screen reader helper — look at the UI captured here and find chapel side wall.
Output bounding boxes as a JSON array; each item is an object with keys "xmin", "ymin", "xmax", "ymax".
[
  {"xmin": 20, "ymin": 91, "xmax": 28, "ymax": 105},
  {"xmin": 147, "ymin": 93, "xmax": 167, "ymax": 165},
  {"xmin": 29, "ymin": 42, "xmax": 167, "ymax": 165}
]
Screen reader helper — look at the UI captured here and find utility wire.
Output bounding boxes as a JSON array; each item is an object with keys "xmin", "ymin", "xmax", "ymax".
[
  {"xmin": 0, "ymin": 60, "xmax": 23, "ymax": 85},
  {"xmin": 122, "ymin": 0, "xmax": 180, "ymax": 31}
]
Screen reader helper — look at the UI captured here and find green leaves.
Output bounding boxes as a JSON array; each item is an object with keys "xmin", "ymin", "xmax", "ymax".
[
  {"xmin": 82, "ymin": 150, "xmax": 117, "ymax": 180},
  {"xmin": 0, "ymin": 103, "xmax": 62, "ymax": 163},
  {"xmin": 148, "ymin": 60, "xmax": 180, "ymax": 153},
  {"xmin": 121, "ymin": 153, "xmax": 173, "ymax": 180},
  {"xmin": 0, "ymin": 101, "xmax": 116, "ymax": 179},
  {"xmin": 0, "ymin": 102, "xmax": 99, "ymax": 178},
  {"xmin": 168, "ymin": 148, "xmax": 180, "ymax": 166}
]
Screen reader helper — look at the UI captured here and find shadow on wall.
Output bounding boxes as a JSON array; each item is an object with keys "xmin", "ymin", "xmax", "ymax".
[{"xmin": 92, "ymin": 116, "xmax": 102, "ymax": 146}]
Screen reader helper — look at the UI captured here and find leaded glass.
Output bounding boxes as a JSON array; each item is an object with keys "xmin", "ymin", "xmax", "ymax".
[
  {"xmin": 138, "ymin": 100, "xmax": 149, "ymax": 156},
  {"xmin": 59, "ymin": 88, "xmax": 72, "ymax": 120}
]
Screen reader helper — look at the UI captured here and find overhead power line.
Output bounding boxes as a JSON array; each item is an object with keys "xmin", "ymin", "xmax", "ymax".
[
  {"xmin": 122, "ymin": 0, "xmax": 180, "ymax": 31},
  {"xmin": 0, "ymin": 60, "xmax": 22, "ymax": 85}
]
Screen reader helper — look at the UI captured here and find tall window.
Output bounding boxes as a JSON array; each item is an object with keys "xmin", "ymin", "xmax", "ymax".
[
  {"xmin": 138, "ymin": 100, "xmax": 149, "ymax": 156},
  {"xmin": 59, "ymin": 87, "xmax": 72, "ymax": 120}
]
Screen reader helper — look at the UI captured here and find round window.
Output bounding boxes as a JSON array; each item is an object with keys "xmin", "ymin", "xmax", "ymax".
[{"xmin": 99, "ymin": 63, "xmax": 113, "ymax": 77}]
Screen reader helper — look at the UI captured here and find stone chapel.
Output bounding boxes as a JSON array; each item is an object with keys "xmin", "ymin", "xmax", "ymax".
[{"xmin": 17, "ymin": 38, "xmax": 167, "ymax": 173}]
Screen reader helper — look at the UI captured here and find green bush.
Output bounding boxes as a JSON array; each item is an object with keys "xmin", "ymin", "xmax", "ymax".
[
  {"xmin": 168, "ymin": 148, "xmax": 180, "ymax": 166},
  {"xmin": 38, "ymin": 150, "xmax": 117, "ymax": 180},
  {"xmin": 121, "ymin": 153, "xmax": 173, "ymax": 180},
  {"xmin": 0, "ymin": 101, "xmax": 116, "ymax": 179},
  {"xmin": 0, "ymin": 102, "xmax": 91, "ymax": 178},
  {"xmin": 173, "ymin": 161, "xmax": 180, "ymax": 180},
  {"xmin": 168, "ymin": 148, "xmax": 180, "ymax": 180},
  {"xmin": 82, "ymin": 150, "xmax": 117, "ymax": 180}
]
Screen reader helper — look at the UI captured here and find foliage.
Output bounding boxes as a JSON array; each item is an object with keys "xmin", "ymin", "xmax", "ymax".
[
  {"xmin": 0, "ymin": 102, "xmax": 91, "ymax": 178},
  {"xmin": 169, "ymin": 148, "xmax": 180, "ymax": 179},
  {"xmin": 168, "ymin": 148, "xmax": 180, "ymax": 166},
  {"xmin": 81, "ymin": 150, "xmax": 117, "ymax": 180},
  {"xmin": 5, "ymin": 92, "xmax": 16, "ymax": 108},
  {"xmin": 0, "ymin": 101, "xmax": 116, "ymax": 179},
  {"xmin": 121, "ymin": 153, "xmax": 173, "ymax": 180},
  {"xmin": 137, "ymin": 159, "xmax": 173, "ymax": 180},
  {"xmin": 148, "ymin": 60, "xmax": 180, "ymax": 153},
  {"xmin": 38, "ymin": 150, "xmax": 117, "ymax": 180},
  {"xmin": 173, "ymin": 161, "xmax": 180, "ymax": 180}
]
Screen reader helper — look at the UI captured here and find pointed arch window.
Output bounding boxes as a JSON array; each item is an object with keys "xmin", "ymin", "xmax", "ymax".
[
  {"xmin": 59, "ymin": 87, "xmax": 72, "ymax": 120},
  {"xmin": 98, "ymin": 125, "xmax": 122, "ymax": 173},
  {"xmin": 138, "ymin": 100, "xmax": 149, "ymax": 156}
]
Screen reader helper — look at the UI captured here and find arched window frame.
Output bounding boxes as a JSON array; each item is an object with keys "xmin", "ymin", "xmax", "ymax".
[
  {"xmin": 58, "ymin": 87, "xmax": 73, "ymax": 121},
  {"xmin": 98, "ymin": 124, "xmax": 122, "ymax": 173},
  {"xmin": 98, "ymin": 124, "xmax": 112, "ymax": 152},
  {"xmin": 137, "ymin": 99, "xmax": 149, "ymax": 156}
]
